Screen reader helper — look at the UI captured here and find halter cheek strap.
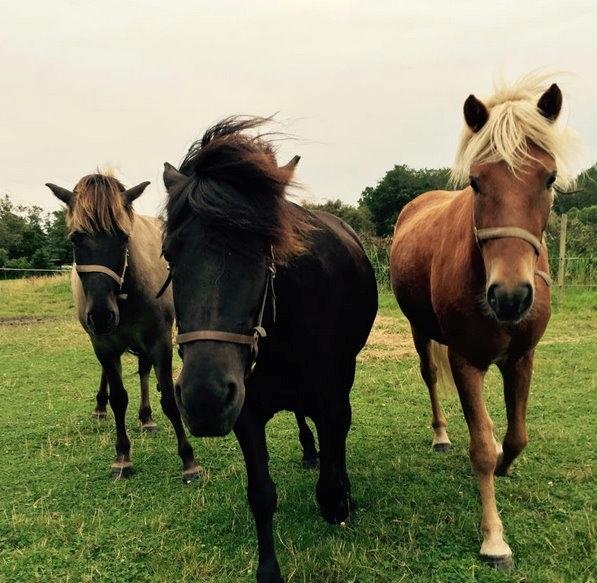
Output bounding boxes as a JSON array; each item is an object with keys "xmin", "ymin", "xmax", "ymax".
[
  {"xmin": 75, "ymin": 248, "xmax": 129, "ymax": 300},
  {"xmin": 473, "ymin": 225, "xmax": 552, "ymax": 287}
]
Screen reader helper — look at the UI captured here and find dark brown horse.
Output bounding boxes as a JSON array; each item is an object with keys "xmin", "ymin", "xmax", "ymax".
[
  {"xmin": 46, "ymin": 173, "xmax": 201, "ymax": 480},
  {"xmin": 162, "ymin": 118, "xmax": 377, "ymax": 583},
  {"xmin": 390, "ymin": 74, "xmax": 578, "ymax": 569}
]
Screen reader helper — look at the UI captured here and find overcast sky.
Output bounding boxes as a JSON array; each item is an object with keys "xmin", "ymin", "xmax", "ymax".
[{"xmin": 1, "ymin": 0, "xmax": 596, "ymax": 216}]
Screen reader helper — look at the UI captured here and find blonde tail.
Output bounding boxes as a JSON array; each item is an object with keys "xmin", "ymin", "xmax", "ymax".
[{"xmin": 430, "ymin": 341, "xmax": 456, "ymax": 393}]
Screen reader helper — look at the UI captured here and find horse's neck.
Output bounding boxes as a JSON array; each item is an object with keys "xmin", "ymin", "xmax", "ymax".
[
  {"xmin": 124, "ymin": 214, "xmax": 167, "ymax": 292},
  {"xmin": 438, "ymin": 191, "xmax": 485, "ymax": 286}
]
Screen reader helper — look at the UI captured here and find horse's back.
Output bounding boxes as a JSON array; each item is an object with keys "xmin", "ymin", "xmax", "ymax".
[{"xmin": 274, "ymin": 206, "xmax": 377, "ymax": 362}]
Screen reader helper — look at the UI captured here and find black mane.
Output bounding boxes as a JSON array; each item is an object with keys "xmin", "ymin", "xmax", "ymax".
[{"xmin": 164, "ymin": 116, "xmax": 311, "ymax": 262}]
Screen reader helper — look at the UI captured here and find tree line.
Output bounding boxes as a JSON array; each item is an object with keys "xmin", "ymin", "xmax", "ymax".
[{"xmin": 1, "ymin": 163, "xmax": 595, "ymax": 272}]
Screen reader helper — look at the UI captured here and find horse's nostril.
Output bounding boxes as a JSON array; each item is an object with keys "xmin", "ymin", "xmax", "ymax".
[
  {"xmin": 225, "ymin": 382, "xmax": 236, "ymax": 407},
  {"xmin": 486, "ymin": 284, "xmax": 498, "ymax": 308},
  {"xmin": 518, "ymin": 283, "xmax": 533, "ymax": 314}
]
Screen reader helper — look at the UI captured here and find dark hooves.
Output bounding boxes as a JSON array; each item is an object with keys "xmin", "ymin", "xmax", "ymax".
[
  {"xmin": 302, "ymin": 455, "xmax": 319, "ymax": 470},
  {"xmin": 91, "ymin": 411, "xmax": 107, "ymax": 420},
  {"xmin": 111, "ymin": 462, "xmax": 133, "ymax": 479},
  {"xmin": 182, "ymin": 465, "xmax": 206, "ymax": 484},
  {"xmin": 140, "ymin": 421, "xmax": 158, "ymax": 433},
  {"xmin": 480, "ymin": 553, "xmax": 514, "ymax": 571},
  {"xmin": 432, "ymin": 442, "xmax": 451, "ymax": 453}
]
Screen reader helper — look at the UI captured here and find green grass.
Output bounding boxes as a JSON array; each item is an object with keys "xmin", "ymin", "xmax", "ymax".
[{"xmin": 0, "ymin": 275, "xmax": 595, "ymax": 582}]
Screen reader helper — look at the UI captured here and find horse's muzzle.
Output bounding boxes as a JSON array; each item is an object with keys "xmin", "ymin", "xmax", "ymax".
[
  {"xmin": 86, "ymin": 309, "xmax": 118, "ymax": 336},
  {"xmin": 174, "ymin": 377, "xmax": 243, "ymax": 437},
  {"xmin": 487, "ymin": 282, "xmax": 533, "ymax": 322}
]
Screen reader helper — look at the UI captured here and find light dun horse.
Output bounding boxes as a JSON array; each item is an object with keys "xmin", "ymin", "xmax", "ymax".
[
  {"xmin": 46, "ymin": 174, "xmax": 201, "ymax": 480},
  {"xmin": 390, "ymin": 75, "xmax": 577, "ymax": 569}
]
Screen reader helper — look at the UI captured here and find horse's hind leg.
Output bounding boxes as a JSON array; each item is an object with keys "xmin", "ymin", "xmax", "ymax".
[
  {"xmin": 92, "ymin": 369, "xmax": 109, "ymax": 420},
  {"xmin": 138, "ymin": 354, "xmax": 157, "ymax": 432},
  {"xmin": 152, "ymin": 342, "xmax": 202, "ymax": 481},
  {"xmin": 494, "ymin": 352, "xmax": 533, "ymax": 476},
  {"xmin": 411, "ymin": 326, "xmax": 451, "ymax": 452},
  {"xmin": 314, "ymin": 361, "xmax": 354, "ymax": 525},
  {"xmin": 295, "ymin": 413, "xmax": 319, "ymax": 469}
]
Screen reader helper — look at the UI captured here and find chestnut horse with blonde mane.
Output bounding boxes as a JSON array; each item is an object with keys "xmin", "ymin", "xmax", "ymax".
[{"xmin": 390, "ymin": 74, "xmax": 577, "ymax": 569}]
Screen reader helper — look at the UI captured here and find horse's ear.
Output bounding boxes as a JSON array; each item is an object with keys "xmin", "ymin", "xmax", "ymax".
[
  {"xmin": 279, "ymin": 155, "xmax": 300, "ymax": 183},
  {"xmin": 123, "ymin": 181, "xmax": 150, "ymax": 206},
  {"xmin": 163, "ymin": 162, "xmax": 191, "ymax": 196},
  {"xmin": 46, "ymin": 183, "xmax": 74, "ymax": 206},
  {"xmin": 463, "ymin": 94, "xmax": 489, "ymax": 133},
  {"xmin": 280, "ymin": 155, "xmax": 300, "ymax": 172},
  {"xmin": 537, "ymin": 83, "xmax": 562, "ymax": 122}
]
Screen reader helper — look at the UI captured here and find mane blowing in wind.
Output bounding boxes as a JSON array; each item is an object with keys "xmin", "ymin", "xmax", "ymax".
[
  {"xmin": 164, "ymin": 116, "xmax": 313, "ymax": 263},
  {"xmin": 451, "ymin": 72, "xmax": 579, "ymax": 190}
]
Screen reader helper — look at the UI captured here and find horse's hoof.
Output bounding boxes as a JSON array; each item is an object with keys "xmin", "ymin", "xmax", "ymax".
[
  {"xmin": 302, "ymin": 455, "xmax": 319, "ymax": 470},
  {"xmin": 92, "ymin": 411, "xmax": 107, "ymax": 421},
  {"xmin": 140, "ymin": 421, "xmax": 158, "ymax": 433},
  {"xmin": 432, "ymin": 442, "xmax": 451, "ymax": 453},
  {"xmin": 182, "ymin": 465, "xmax": 206, "ymax": 484},
  {"xmin": 480, "ymin": 553, "xmax": 514, "ymax": 571},
  {"xmin": 110, "ymin": 461, "xmax": 133, "ymax": 479}
]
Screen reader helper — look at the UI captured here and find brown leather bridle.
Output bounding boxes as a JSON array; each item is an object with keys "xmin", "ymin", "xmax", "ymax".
[
  {"xmin": 175, "ymin": 256, "xmax": 277, "ymax": 377},
  {"xmin": 75, "ymin": 246, "xmax": 129, "ymax": 300},
  {"xmin": 473, "ymin": 225, "xmax": 552, "ymax": 287}
]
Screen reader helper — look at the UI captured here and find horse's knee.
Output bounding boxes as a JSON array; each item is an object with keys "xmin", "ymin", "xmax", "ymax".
[
  {"xmin": 503, "ymin": 433, "xmax": 528, "ymax": 460},
  {"xmin": 247, "ymin": 480, "xmax": 277, "ymax": 519},
  {"xmin": 470, "ymin": 438, "xmax": 499, "ymax": 474}
]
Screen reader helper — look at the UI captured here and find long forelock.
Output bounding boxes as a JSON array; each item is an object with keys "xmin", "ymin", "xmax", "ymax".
[
  {"xmin": 68, "ymin": 170, "xmax": 133, "ymax": 235},
  {"xmin": 451, "ymin": 73, "xmax": 579, "ymax": 190},
  {"xmin": 165, "ymin": 117, "xmax": 313, "ymax": 263}
]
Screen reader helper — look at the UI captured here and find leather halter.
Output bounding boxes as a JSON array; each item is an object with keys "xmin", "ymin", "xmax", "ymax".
[
  {"xmin": 176, "ymin": 258, "xmax": 277, "ymax": 376},
  {"xmin": 75, "ymin": 247, "xmax": 129, "ymax": 300},
  {"xmin": 473, "ymin": 225, "xmax": 552, "ymax": 287}
]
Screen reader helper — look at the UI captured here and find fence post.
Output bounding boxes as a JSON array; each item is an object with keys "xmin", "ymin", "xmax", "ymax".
[{"xmin": 557, "ymin": 213, "xmax": 567, "ymax": 307}]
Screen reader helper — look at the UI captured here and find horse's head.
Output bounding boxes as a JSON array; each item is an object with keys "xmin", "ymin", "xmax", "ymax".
[
  {"xmin": 162, "ymin": 117, "xmax": 307, "ymax": 437},
  {"xmin": 454, "ymin": 78, "xmax": 574, "ymax": 323},
  {"xmin": 46, "ymin": 174, "xmax": 149, "ymax": 335}
]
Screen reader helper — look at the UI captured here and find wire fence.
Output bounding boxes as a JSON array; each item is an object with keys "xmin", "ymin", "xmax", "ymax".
[{"xmin": 0, "ymin": 267, "xmax": 71, "ymax": 279}]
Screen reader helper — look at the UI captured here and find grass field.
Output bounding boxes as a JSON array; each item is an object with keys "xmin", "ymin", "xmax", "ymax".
[{"xmin": 0, "ymin": 275, "xmax": 595, "ymax": 583}]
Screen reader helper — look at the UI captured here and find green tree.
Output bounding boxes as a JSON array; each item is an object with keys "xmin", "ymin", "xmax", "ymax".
[
  {"xmin": 359, "ymin": 165, "xmax": 450, "ymax": 236},
  {"xmin": 554, "ymin": 164, "xmax": 597, "ymax": 214},
  {"xmin": 46, "ymin": 208, "xmax": 73, "ymax": 265}
]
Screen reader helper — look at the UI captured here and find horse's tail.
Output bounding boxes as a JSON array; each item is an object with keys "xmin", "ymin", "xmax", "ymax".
[{"xmin": 430, "ymin": 341, "xmax": 456, "ymax": 393}]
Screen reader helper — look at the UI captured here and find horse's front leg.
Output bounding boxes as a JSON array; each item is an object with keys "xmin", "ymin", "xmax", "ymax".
[
  {"xmin": 449, "ymin": 350, "xmax": 513, "ymax": 570},
  {"xmin": 152, "ymin": 342, "xmax": 201, "ymax": 481},
  {"xmin": 495, "ymin": 351, "xmax": 533, "ymax": 476},
  {"xmin": 234, "ymin": 407, "xmax": 282, "ymax": 583},
  {"xmin": 92, "ymin": 369, "xmax": 109, "ymax": 420},
  {"xmin": 95, "ymin": 352, "xmax": 132, "ymax": 479}
]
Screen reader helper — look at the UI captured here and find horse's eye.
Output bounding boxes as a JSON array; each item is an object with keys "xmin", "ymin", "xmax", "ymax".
[
  {"xmin": 470, "ymin": 176, "xmax": 481, "ymax": 194},
  {"xmin": 546, "ymin": 173, "xmax": 557, "ymax": 188}
]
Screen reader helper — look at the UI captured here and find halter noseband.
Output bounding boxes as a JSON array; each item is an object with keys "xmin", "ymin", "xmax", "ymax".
[
  {"xmin": 176, "ymin": 256, "xmax": 277, "ymax": 377},
  {"xmin": 75, "ymin": 246, "xmax": 129, "ymax": 300},
  {"xmin": 473, "ymin": 225, "xmax": 552, "ymax": 287}
]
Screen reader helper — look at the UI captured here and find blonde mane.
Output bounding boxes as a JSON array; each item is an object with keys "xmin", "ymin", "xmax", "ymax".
[
  {"xmin": 68, "ymin": 170, "xmax": 134, "ymax": 235},
  {"xmin": 451, "ymin": 72, "xmax": 578, "ymax": 189}
]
